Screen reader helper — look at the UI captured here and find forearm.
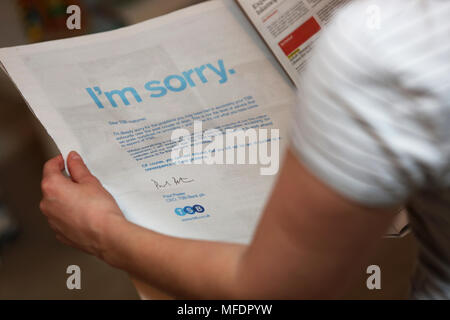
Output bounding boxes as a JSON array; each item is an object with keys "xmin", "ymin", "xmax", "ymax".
[
  {"xmin": 101, "ymin": 215, "xmax": 249, "ymax": 299},
  {"xmin": 41, "ymin": 151, "xmax": 396, "ymax": 300}
]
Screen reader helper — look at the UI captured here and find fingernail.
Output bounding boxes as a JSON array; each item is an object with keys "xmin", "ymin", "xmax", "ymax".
[{"xmin": 70, "ymin": 151, "xmax": 81, "ymax": 160}]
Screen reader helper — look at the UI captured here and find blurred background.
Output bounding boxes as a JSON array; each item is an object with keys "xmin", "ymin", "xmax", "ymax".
[{"xmin": 0, "ymin": 0, "xmax": 418, "ymax": 299}]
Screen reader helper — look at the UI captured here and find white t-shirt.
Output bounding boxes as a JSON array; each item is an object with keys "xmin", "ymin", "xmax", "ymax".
[{"xmin": 291, "ymin": 0, "xmax": 450, "ymax": 299}]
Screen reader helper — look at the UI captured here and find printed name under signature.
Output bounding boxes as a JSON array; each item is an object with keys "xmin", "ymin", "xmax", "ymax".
[{"xmin": 151, "ymin": 177, "xmax": 195, "ymax": 190}]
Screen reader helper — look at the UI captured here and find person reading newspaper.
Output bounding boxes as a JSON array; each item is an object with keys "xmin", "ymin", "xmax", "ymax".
[{"xmin": 39, "ymin": 1, "xmax": 449, "ymax": 299}]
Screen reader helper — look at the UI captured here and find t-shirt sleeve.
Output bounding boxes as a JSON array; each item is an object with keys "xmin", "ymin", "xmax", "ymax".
[{"xmin": 290, "ymin": 3, "xmax": 449, "ymax": 207}]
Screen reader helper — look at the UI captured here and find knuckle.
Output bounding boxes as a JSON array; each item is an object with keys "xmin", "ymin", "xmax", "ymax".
[
  {"xmin": 43, "ymin": 159, "xmax": 51, "ymax": 170},
  {"xmin": 41, "ymin": 176, "xmax": 58, "ymax": 195},
  {"xmin": 41, "ymin": 177, "xmax": 48, "ymax": 189},
  {"xmin": 41, "ymin": 179, "xmax": 53, "ymax": 194},
  {"xmin": 80, "ymin": 174, "xmax": 97, "ymax": 185},
  {"xmin": 39, "ymin": 200, "xmax": 50, "ymax": 215},
  {"xmin": 43, "ymin": 158, "xmax": 54, "ymax": 172}
]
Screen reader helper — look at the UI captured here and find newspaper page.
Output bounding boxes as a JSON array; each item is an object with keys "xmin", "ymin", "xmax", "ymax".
[
  {"xmin": 237, "ymin": 0, "xmax": 350, "ymax": 86},
  {"xmin": 0, "ymin": 0, "xmax": 296, "ymax": 243}
]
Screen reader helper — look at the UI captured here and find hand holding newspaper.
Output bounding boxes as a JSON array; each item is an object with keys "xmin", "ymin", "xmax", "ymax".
[{"xmin": 0, "ymin": 0, "xmax": 407, "ymax": 243}]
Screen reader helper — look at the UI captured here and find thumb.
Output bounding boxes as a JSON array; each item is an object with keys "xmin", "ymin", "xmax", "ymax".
[{"xmin": 67, "ymin": 151, "xmax": 97, "ymax": 184}]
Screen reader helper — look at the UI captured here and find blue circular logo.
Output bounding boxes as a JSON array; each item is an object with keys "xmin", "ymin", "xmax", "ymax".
[
  {"xmin": 193, "ymin": 205, "xmax": 205, "ymax": 213},
  {"xmin": 174, "ymin": 208, "xmax": 186, "ymax": 216},
  {"xmin": 183, "ymin": 206, "xmax": 195, "ymax": 215}
]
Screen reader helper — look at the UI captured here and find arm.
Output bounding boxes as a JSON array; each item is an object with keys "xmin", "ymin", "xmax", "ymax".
[{"xmin": 41, "ymin": 149, "xmax": 396, "ymax": 299}]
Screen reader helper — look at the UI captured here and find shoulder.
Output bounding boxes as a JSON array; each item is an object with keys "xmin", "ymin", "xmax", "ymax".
[
  {"xmin": 325, "ymin": 0, "xmax": 450, "ymax": 62},
  {"xmin": 292, "ymin": 0, "xmax": 450, "ymax": 206}
]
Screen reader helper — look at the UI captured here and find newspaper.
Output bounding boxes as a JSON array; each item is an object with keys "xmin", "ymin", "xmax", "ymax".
[
  {"xmin": 0, "ymin": 0, "xmax": 407, "ymax": 241},
  {"xmin": 0, "ymin": 0, "xmax": 295, "ymax": 243},
  {"xmin": 237, "ymin": 0, "xmax": 350, "ymax": 86}
]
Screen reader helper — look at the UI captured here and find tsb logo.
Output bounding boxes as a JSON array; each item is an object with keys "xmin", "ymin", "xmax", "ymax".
[{"xmin": 175, "ymin": 205, "xmax": 205, "ymax": 216}]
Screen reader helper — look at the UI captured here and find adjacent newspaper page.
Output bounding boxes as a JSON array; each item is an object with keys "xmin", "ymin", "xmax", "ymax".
[
  {"xmin": 237, "ymin": 0, "xmax": 350, "ymax": 86},
  {"xmin": 0, "ymin": 0, "xmax": 296, "ymax": 243}
]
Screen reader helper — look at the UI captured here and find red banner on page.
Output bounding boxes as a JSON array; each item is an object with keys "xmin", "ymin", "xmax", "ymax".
[{"xmin": 278, "ymin": 17, "xmax": 321, "ymax": 56}]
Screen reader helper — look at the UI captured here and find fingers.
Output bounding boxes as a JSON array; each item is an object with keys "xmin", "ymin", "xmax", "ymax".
[
  {"xmin": 42, "ymin": 155, "xmax": 70, "ymax": 197},
  {"xmin": 42, "ymin": 155, "xmax": 65, "ymax": 180},
  {"xmin": 67, "ymin": 151, "xmax": 97, "ymax": 184}
]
